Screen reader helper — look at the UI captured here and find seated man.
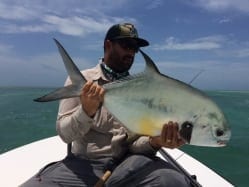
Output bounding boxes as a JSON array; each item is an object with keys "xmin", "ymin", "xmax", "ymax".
[{"xmin": 21, "ymin": 23, "xmax": 191, "ymax": 187}]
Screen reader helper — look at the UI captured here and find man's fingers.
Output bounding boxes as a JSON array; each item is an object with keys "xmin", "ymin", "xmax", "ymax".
[
  {"xmin": 93, "ymin": 86, "xmax": 105, "ymax": 102},
  {"xmin": 166, "ymin": 122, "xmax": 173, "ymax": 143},
  {"xmin": 161, "ymin": 123, "xmax": 167, "ymax": 143},
  {"xmin": 172, "ymin": 123, "xmax": 178, "ymax": 144},
  {"xmin": 80, "ymin": 81, "xmax": 105, "ymax": 117},
  {"xmin": 82, "ymin": 81, "xmax": 104, "ymax": 97},
  {"xmin": 82, "ymin": 81, "xmax": 93, "ymax": 95},
  {"xmin": 161, "ymin": 121, "xmax": 185, "ymax": 148},
  {"xmin": 81, "ymin": 81, "xmax": 105, "ymax": 106},
  {"xmin": 98, "ymin": 87, "xmax": 105, "ymax": 100}
]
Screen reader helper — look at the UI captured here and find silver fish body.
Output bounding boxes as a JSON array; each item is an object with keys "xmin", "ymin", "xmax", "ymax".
[{"xmin": 35, "ymin": 39, "xmax": 231, "ymax": 147}]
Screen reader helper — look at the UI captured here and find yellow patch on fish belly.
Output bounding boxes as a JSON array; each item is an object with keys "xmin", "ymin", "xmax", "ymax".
[{"xmin": 138, "ymin": 118, "xmax": 160, "ymax": 136}]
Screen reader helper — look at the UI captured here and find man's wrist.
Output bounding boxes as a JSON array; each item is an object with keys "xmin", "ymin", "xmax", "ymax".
[
  {"xmin": 82, "ymin": 104, "xmax": 96, "ymax": 118},
  {"xmin": 149, "ymin": 136, "xmax": 162, "ymax": 150}
]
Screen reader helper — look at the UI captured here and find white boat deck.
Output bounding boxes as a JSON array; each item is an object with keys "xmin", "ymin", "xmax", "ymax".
[{"xmin": 0, "ymin": 136, "xmax": 234, "ymax": 187}]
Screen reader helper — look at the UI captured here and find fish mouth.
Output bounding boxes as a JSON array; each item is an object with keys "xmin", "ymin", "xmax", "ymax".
[
  {"xmin": 215, "ymin": 128, "xmax": 231, "ymax": 146},
  {"xmin": 217, "ymin": 140, "xmax": 228, "ymax": 146}
]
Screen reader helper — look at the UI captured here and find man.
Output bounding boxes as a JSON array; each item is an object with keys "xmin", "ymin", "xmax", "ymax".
[{"xmin": 22, "ymin": 23, "xmax": 190, "ymax": 187}]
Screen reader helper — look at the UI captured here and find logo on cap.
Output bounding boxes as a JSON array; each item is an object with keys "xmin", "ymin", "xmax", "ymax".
[{"xmin": 120, "ymin": 23, "xmax": 138, "ymax": 38}]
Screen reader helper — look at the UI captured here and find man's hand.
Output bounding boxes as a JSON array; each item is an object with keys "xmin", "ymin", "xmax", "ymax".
[
  {"xmin": 150, "ymin": 121, "xmax": 185, "ymax": 149},
  {"xmin": 80, "ymin": 81, "xmax": 105, "ymax": 117}
]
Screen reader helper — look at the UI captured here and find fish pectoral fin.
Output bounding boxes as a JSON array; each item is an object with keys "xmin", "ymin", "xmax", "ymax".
[{"xmin": 34, "ymin": 84, "xmax": 80, "ymax": 102}]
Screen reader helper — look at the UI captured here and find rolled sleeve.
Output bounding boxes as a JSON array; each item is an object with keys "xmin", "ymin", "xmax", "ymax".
[
  {"xmin": 55, "ymin": 75, "xmax": 96, "ymax": 143},
  {"xmin": 56, "ymin": 104, "xmax": 94, "ymax": 143},
  {"xmin": 129, "ymin": 136, "xmax": 158, "ymax": 155}
]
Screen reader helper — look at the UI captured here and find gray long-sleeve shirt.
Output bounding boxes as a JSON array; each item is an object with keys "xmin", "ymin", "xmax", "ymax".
[{"xmin": 56, "ymin": 62, "xmax": 156, "ymax": 159}]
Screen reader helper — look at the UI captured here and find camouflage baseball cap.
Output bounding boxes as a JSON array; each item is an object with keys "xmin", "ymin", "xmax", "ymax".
[{"xmin": 105, "ymin": 23, "xmax": 149, "ymax": 47}]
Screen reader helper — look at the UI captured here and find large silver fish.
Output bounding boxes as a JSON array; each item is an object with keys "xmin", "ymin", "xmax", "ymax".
[{"xmin": 35, "ymin": 39, "xmax": 231, "ymax": 147}]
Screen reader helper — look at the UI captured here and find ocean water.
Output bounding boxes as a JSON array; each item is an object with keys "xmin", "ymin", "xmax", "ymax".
[{"xmin": 0, "ymin": 87, "xmax": 248, "ymax": 187}]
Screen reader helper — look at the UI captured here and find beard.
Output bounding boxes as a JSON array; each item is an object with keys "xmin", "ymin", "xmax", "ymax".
[{"xmin": 108, "ymin": 48, "xmax": 134, "ymax": 73}]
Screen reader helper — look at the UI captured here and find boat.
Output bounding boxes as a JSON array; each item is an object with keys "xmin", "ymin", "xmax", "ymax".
[{"xmin": 0, "ymin": 136, "xmax": 234, "ymax": 187}]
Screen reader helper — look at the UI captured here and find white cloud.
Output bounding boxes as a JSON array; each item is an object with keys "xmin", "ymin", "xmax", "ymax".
[
  {"xmin": 1, "ymin": 23, "xmax": 55, "ymax": 34},
  {"xmin": 0, "ymin": 43, "xmax": 13, "ymax": 54},
  {"xmin": 153, "ymin": 36, "xmax": 225, "ymax": 51},
  {"xmin": 189, "ymin": 0, "xmax": 249, "ymax": 13},
  {"xmin": 218, "ymin": 18, "xmax": 231, "ymax": 24},
  {"xmin": 42, "ymin": 15, "xmax": 122, "ymax": 37},
  {"xmin": 0, "ymin": 47, "xmax": 95, "ymax": 86},
  {"xmin": 0, "ymin": 15, "xmax": 127, "ymax": 36},
  {"xmin": 0, "ymin": 2, "xmax": 38, "ymax": 20},
  {"xmin": 0, "ymin": 0, "xmax": 129, "ymax": 20},
  {"xmin": 213, "ymin": 40, "xmax": 249, "ymax": 58},
  {"xmin": 0, "ymin": 1, "xmax": 134, "ymax": 36},
  {"xmin": 146, "ymin": 0, "xmax": 164, "ymax": 9},
  {"xmin": 146, "ymin": 58, "xmax": 249, "ymax": 90},
  {"xmin": 234, "ymin": 48, "xmax": 249, "ymax": 58}
]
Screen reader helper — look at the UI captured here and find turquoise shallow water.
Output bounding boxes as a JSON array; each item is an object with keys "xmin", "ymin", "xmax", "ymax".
[{"xmin": 0, "ymin": 87, "xmax": 248, "ymax": 186}]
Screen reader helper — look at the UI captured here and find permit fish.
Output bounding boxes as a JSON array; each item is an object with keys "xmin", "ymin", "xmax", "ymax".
[{"xmin": 35, "ymin": 39, "xmax": 231, "ymax": 147}]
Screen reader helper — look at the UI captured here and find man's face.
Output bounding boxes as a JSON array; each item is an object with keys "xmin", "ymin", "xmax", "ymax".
[{"xmin": 107, "ymin": 39, "xmax": 139, "ymax": 73}]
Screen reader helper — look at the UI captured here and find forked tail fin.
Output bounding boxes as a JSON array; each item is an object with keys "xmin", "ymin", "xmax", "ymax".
[
  {"xmin": 34, "ymin": 39, "xmax": 86, "ymax": 102},
  {"xmin": 34, "ymin": 84, "xmax": 81, "ymax": 102}
]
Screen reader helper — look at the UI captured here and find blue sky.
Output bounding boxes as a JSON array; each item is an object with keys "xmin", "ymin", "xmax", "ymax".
[{"xmin": 0, "ymin": 0, "xmax": 249, "ymax": 90}]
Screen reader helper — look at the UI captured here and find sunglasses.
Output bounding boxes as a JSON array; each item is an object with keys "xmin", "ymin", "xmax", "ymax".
[{"xmin": 114, "ymin": 39, "xmax": 139, "ymax": 53}]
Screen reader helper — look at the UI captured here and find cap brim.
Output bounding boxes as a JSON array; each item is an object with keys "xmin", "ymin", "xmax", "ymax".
[
  {"xmin": 113, "ymin": 36, "xmax": 149, "ymax": 47},
  {"xmin": 136, "ymin": 38, "xmax": 149, "ymax": 47}
]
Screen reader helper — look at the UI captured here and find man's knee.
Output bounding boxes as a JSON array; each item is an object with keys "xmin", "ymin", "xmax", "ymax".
[{"xmin": 150, "ymin": 169, "xmax": 191, "ymax": 187}]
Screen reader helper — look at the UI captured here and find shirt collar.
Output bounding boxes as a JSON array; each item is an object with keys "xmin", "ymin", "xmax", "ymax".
[
  {"xmin": 90, "ymin": 58, "xmax": 129, "ymax": 83},
  {"xmin": 100, "ymin": 58, "xmax": 129, "ymax": 81}
]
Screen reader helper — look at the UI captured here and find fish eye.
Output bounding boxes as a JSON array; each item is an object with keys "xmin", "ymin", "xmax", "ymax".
[
  {"xmin": 216, "ymin": 129, "xmax": 224, "ymax": 137},
  {"xmin": 182, "ymin": 121, "xmax": 192, "ymax": 129}
]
